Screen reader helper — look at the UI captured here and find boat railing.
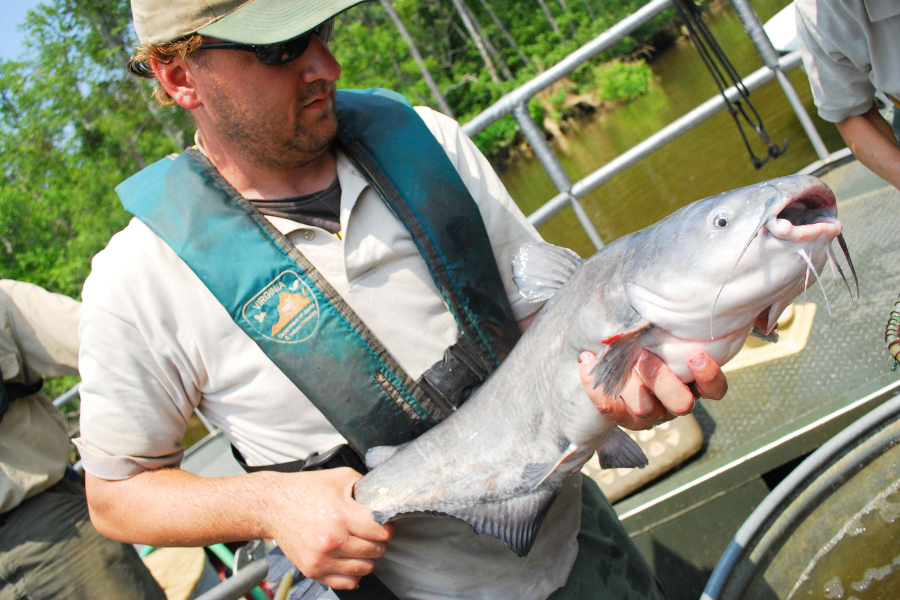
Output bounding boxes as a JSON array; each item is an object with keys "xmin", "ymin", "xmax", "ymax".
[{"xmin": 461, "ymin": 0, "xmax": 828, "ymax": 251}]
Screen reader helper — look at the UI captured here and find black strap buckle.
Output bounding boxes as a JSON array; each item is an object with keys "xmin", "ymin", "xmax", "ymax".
[
  {"xmin": 303, "ymin": 444, "xmax": 369, "ymax": 473},
  {"xmin": 0, "ymin": 377, "xmax": 44, "ymax": 422},
  {"xmin": 417, "ymin": 335, "xmax": 489, "ymax": 417},
  {"xmin": 231, "ymin": 443, "xmax": 368, "ymax": 475}
]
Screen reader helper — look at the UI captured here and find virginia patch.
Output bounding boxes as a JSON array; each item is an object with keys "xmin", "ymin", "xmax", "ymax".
[{"xmin": 242, "ymin": 271, "xmax": 320, "ymax": 343}]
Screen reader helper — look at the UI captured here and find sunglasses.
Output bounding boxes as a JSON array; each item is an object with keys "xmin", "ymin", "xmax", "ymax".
[{"xmin": 198, "ymin": 19, "xmax": 334, "ymax": 66}]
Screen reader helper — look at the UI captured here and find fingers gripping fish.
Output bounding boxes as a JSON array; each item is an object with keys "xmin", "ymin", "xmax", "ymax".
[{"xmin": 353, "ymin": 175, "xmax": 855, "ymax": 557}]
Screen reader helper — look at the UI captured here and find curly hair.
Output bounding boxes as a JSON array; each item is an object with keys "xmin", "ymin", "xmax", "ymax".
[{"xmin": 128, "ymin": 35, "xmax": 204, "ymax": 105}]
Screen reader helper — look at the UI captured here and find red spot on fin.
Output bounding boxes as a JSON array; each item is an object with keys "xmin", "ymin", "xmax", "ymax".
[{"xmin": 602, "ymin": 332, "xmax": 626, "ymax": 345}]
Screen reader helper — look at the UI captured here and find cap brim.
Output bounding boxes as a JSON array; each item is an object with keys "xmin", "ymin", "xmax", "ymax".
[{"xmin": 198, "ymin": 0, "xmax": 371, "ymax": 44}]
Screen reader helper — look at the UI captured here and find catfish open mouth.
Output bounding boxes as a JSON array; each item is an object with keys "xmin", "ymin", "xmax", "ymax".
[
  {"xmin": 765, "ymin": 186, "xmax": 840, "ymax": 242},
  {"xmin": 760, "ymin": 183, "xmax": 857, "ymax": 333}
]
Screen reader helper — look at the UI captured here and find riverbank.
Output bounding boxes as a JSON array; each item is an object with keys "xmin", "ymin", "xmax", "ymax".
[{"xmin": 477, "ymin": 0, "xmax": 738, "ymax": 174}]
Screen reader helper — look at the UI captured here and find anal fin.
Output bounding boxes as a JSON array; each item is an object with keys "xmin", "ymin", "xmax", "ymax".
[{"xmin": 371, "ymin": 485, "xmax": 564, "ymax": 557}]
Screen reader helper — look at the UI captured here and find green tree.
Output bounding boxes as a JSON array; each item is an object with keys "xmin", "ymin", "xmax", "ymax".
[
  {"xmin": 0, "ymin": 0, "xmax": 188, "ymax": 297},
  {"xmin": 378, "ymin": 0, "xmax": 455, "ymax": 116}
]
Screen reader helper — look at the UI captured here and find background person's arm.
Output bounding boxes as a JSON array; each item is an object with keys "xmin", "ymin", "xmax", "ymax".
[
  {"xmin": 836, "ymin": 102, "xmax": 900, "ymax": 191},
  {"xmin": 0, "ymin": 279, "xmax": 81, "ymax": 377}
]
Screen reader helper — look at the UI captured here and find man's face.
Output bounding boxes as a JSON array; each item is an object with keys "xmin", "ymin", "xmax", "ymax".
[{"xmin": 189, "ymin": 33, "xmax": 342, "ymax": 171}]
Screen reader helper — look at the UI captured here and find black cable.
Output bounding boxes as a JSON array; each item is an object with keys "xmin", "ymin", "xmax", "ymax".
[{"xmin": 671, "ymin": 0, "xmax": 787, "ymax": 168}]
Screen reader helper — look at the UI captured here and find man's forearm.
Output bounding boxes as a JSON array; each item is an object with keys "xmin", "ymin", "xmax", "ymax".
[
  {"xmin": 836, "ymin": 104, "xmax": 900, "ymax": 190},
  {"xmin": 85, "ymin": 468, "xmax": 278, "ymax": 547},
  {"xmin": 84, "ymin": 465, "xmax": 391, "ymax": 590}
]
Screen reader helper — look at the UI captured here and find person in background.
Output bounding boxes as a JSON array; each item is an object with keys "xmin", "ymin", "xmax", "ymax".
[
  {"xmin": 0, "ymin": 279, "xmax": 165, "ymax": 600},
  {"xmin": 75, "ymin": 0, "xmax": 729, "ymax": 598},
  {"xmin": 795, "ymin": 0, "xmax": 900, "ymax": 190}
]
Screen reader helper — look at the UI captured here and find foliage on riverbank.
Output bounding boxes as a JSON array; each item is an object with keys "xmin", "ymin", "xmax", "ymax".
[
  {"xmin": 332, "ymin": 0, "xmax": 681, "ymax": 165},
  {"xmin": 471, "ymin": 58, "xmax": 656, "ymax": 170},
  {"xmin": 0, "ymin": 0, "xmax": 695, "ymax": 297}
]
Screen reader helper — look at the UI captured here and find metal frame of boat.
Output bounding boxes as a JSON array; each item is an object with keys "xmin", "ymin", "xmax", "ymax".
[{"xmin": 55, "ymin": 0, "xmax": 900, "ymax": 597}]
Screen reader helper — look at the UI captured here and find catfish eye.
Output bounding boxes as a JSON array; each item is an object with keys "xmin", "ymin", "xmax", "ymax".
[{"xmin": 709, "ymin": 210, "xmax": 732, "ymax": 229}]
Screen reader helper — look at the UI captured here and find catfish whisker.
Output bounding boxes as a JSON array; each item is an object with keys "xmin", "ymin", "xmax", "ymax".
[
  {"xmin": 836, "ymin": 234, "xmax": 859, "ymax": 298},
  {"xmin": 827, "ymin": 247, "xmax": 839, "ymax": 285},
  {"xmin": 803, "ymin": 262, "xmax": 810, "ymax": 305},
  {"xmin": 797, "ymin": 248, "xmax": 831, "ymax": 315},
  {"xmin": 826, "ymin": 244, "xmax": 854, "ymax": 302}
]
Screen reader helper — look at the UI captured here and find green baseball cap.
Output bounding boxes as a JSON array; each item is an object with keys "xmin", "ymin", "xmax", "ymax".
[{"xmin": 132, "ymin": 0, "xmax": 370, "ymax": 45}]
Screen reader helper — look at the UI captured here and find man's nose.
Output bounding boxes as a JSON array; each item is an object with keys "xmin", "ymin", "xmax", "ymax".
[{"xmin": 297, "ymin": 34, "xmax": 341, "ymax": 83}]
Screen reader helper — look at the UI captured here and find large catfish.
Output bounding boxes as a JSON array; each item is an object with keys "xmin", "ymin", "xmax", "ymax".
[{"xmin": 353, "ymin": 174, "xmax": 856, "ymax": 557}]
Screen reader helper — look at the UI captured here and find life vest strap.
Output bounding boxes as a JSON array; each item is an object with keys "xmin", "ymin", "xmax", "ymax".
[{"xmin": 0, "ymin": 377, "xmax": 44, "ymax": 422}]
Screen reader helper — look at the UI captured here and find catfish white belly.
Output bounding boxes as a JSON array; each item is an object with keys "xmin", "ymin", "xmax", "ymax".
[{"xmin": 353, "ymin": 174, "xmax": 856, "ymax": 557}]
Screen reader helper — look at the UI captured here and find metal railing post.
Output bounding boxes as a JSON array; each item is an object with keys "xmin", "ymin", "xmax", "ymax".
[
  {"xmin": 511, "ymin": 103, "xmax": 605, "ymax": 249},
  {"xmin": 728, "ymin": 0, "xmax": 829, "ymax": 160},
  {"xmin": 53, "ymin": 382, "xmax": 81, "ymax": 408},
  {"xmin": 529, "ymin": 53, "xmax": 808, "ymax": 227}
]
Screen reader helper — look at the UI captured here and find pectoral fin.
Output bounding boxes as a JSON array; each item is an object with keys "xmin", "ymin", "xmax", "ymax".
[
  {"xmin": 522, "ymin": 443, "xmax": 580, "ymax": 489},
  {"xmin": 750, "ymin": 325, "xmax": 779, "ymax": 343},
  {"xmin": 597, "ymin": 427, "xmax": 649, "ymax": 469},
  {"xmin": 589, "ymin": 320, "xmax": 652, "ymax": 398}
]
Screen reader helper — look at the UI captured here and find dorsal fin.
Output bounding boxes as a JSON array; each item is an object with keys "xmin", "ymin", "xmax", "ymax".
[{"xmin": 512, "ymin": 241, "xmax": 583, "ymax": 302}]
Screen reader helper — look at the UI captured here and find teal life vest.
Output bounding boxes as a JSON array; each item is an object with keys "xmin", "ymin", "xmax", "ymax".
[{"xmin": 116, "ymin": 88, "xmax": 520, "ymax": 454}]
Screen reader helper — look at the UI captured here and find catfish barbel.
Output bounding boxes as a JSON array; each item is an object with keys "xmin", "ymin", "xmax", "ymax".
[{"xmin": 353, "ymin": 174, "xmax": 856, "ymax": 557}]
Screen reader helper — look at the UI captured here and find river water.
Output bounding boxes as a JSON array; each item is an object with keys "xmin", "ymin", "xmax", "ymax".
[{"xmin": 499, "ymin": 0, "xmax": 845, "ymax": 257}]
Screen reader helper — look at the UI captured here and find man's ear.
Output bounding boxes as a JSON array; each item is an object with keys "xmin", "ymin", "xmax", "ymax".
[{"xmin": 152, "ymin": 57, "xmax": 200, "ymax": 110}]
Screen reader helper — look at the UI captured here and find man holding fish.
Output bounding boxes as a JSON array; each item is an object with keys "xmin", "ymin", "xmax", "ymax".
[{"xmin": 74, "ymin": 0, "xmax": 728, "ymax": 597}]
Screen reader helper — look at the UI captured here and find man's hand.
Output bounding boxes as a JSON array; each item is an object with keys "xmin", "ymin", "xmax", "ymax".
[
  {"xmin": 85, "ymin": 466, "xmax": 392, "ymax": 594},
  {"xmin": 265, "ymin": 467, "xmax": 394, "ymax": 590},
  {"xmin": 578, "ymin": 349, "xmax": 727, "ymax": 430}
]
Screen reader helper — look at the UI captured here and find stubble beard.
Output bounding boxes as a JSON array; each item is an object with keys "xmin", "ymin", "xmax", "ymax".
[{"xmin": 209, "ymin": 81, "xmax": 338, "ymax": 172}]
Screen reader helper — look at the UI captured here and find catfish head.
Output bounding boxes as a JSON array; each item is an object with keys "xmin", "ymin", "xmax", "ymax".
[
  {"xmin": 514, "ymin": 175, "xmax": 856, "ymax": 397},
  {"xmin": 622, "ymin": 175, "xmax": 853, "ymax": 372}
]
